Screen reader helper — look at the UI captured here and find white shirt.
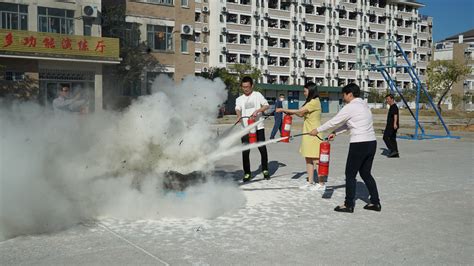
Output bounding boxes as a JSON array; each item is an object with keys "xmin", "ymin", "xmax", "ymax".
[
  {"xmin": 317, "ymin": 98, "xmax": 376, "ymax": 143},
  {"xmin": 235, "ymin": 91, "xmax": 269, "ymax": 130}
]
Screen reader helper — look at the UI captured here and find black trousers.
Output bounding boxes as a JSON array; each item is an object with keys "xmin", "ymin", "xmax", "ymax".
[
  {"xmin": 241, "ymin": 129, "xmax": 268, "ymax": 175},
  {"xmin": 383, "ymin": 127, "xmax": 398, "ymax": 153},
  {"xmin": 344, "ymin": 141, "xmax": 380, "ymax": 207}
]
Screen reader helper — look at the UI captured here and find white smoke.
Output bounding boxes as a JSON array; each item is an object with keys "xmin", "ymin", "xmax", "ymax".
[{"xmin": 0, "ymin": 75, "xmax": 246, "ymax": 241}]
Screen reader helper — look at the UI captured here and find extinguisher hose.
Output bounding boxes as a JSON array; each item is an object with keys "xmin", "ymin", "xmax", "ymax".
[
  {"xmin": 233, "ymin": 114, "xmax": 272, "ymax": 126},
  {"xmin": 290, "ymin": 132, "xmax": 328, "ymax": 141}
]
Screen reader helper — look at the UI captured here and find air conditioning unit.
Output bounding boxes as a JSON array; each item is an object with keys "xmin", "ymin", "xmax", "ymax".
[
  {"xmin": 291, "ymin": 70, "xmax": 296, "ymax": 76},
  {"xmin": 326, "ymin": 73, "xmax": 331, "ymax": 77},
  {"xmin": 335, "ymin": 56, "xmax": 340, "ymax": 61},
  {"xmin": 292, "ymin": 16, "xmax": 297, "ymax": 22},
  {"xmin": 202, "ymin": 26, "xmax": 209, "ymax": 33},
  {"xmin": 221, "ymin": 47, "xmax": 227, "ymax": 53},
  {"xmin": 202, "ymin": 67, "xmax": 209, "ymax": 72},
  {"xmin": 202, "ymin": 6, "xmax": 209, "ymax": 13},
  {"xmin": 291, "ymin": 52, "xmax": 297, "ymax": 58},
  {"xmin": 264, "ymin": 69, "xmax": 269, "ymax": 74},
  {"xmin": 253, "ymin": 31, "xmax": 260, "ymax": 36},
  {"xmin": 252, "ymin": 49, "xmax": 258, "ymax": 55},
  {"xmin": 264, "ymin": 32, "xmax": 269, "ymax": 38},
  {"xmin": 302, "ymin": 17, "xmax": 306, "ymax": 23},
  {"xmin": 222, "ymin": 7, "xmax": 227, "ymax": 13},
  {"xmin": 254, "ymin": 11, "xmax": 259, "ymax": 17},
  {"xmin": 202, "ymin": 47, "xmax": 209, "ymax": 53},
  {"xmin": 301, "ymin": 53, "xmax": 306, "ymax": 58},
  {"xmin": 264, "ymin": 13, "xmax": 269, "ymax": 19},
  {"xmin": 221, "ymin": 27, "xmax": 227, "ymax": 34},
  {"xmin": 181, "ymin": 24, "xmax": 193, "ymax": 35},
  {"xmin": 301, "ymin": 71, "xmax": 306, "ymax": 76},
  {"xmin": 264, "ymin": 50, "xmax": 269, "ymax": 56},
  {"xmin": 82, "ymin": 5, "xmax": 98, "ymax": 18},
  {"xmin": 302, "ymin": 36, "xmax": 306, "ymax": 41}
]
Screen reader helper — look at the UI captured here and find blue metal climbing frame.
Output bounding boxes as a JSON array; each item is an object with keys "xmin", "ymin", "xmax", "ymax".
[{"xmin": 356, "ymin": 38, "xmax": 459, "ymax": 140}]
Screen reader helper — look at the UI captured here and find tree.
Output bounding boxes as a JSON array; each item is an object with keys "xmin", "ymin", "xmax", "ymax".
[
  {"xmin": 426, "ymin": 60, "xmax": 470, "ymax": 112},
  {"xmin": 0, "ymin": 65, "xmax": 39, "ymax": 101},
  {"xmin": 200, "ymin": 63, "xmax": 262, "ymax": 94}
]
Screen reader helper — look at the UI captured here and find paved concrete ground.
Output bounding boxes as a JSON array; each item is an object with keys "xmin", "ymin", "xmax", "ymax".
[{"xmin": 1, "ymin": 130, "xmax": 473, "ymax": 265}]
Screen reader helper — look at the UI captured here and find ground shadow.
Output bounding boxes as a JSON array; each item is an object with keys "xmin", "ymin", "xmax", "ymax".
[
  {"xmin": 213, "ymin": 160, "xmax": 285, "ymax": 185},
  {"xmin": 380, "ymin": 148, "xmax": 390, "ymax": 156},
  {"xmin": 290, "ymin": 171, "xmax": 306, "ymax": 179},
  {"xmin": 321, "ymin": 181, "xmax": 370, "ymax": 203}
]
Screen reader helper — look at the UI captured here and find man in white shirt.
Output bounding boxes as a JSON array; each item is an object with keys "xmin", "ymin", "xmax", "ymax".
[
  {"xmin": 235, "ymin": 76, "xmax": 270, "ymax": 182},
  {"xmin": 310, "ymin": 83, "xmax": 381, "ymax": 213},
  {"xmin": 53, "ymin": 85, "xmax": 87, "ymax": 114}
]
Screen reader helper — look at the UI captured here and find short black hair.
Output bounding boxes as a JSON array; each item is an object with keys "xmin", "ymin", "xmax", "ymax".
[
  {"xmin": 385, "ymin": 94, "xmax": 394, "ymax": 99},
  {"xmin": 240, "ymin": 76, "xmax": 253, "ymax": 86},
  {"xmin": 279, "ymin": 93, "xmax": 285, "ymax": 97},
  {"xmin": 342, "ymin": 83, "xmax": 360, "ymax": 97}
]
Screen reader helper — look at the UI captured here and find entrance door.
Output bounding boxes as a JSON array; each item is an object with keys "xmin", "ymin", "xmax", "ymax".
[
  {"xmin": 321, "ymin": 97, "xmax": 329, "ymax": 113},
  {"xmin": 288, "ymin": 91, "xmax": 299, "ymax": 109}
]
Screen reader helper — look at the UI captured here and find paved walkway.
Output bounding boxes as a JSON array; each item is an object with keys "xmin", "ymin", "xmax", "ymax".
[{"xmin": 1, "ymin": 134, "xmax": 473, "ymax": 265}]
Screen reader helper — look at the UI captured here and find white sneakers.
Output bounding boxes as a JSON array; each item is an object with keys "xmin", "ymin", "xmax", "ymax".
[
  {"xmin": 299, "ymin": 183, "xmax": 314, "ymax": 190},
  {"xmin": 312, "ymin": 183, "xmax": 326, "ymax": 191},
  {"xmin": 299, "ymin": 182, "xmax": 326, "ymax": 191}
]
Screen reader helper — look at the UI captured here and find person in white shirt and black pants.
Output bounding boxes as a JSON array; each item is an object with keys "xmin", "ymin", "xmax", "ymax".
[
  {"xmin": 235, "ymin": 76, "xmax": 270, "ymax": 182},
  {"xmin": 310, "ymin": 83, "xmax": 381, "ymax": 213}
]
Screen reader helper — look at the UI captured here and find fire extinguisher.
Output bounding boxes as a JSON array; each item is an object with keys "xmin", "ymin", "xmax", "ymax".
[
  {"xmin": 247, "ymin": 117, "xmax": 257, "ymax": 144},
  {"xmin": 318, "ymin": 139, "xmax": 331, "ymax": 176},
  {"xmin": 280, "ymin": 114, "xmax": 293, "ymax": 143}
]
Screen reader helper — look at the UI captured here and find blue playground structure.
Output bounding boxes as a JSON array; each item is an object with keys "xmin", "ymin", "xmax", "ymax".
[{"xmin": 356, "ymin": 38, "xmax": 460, "ymax": 140}]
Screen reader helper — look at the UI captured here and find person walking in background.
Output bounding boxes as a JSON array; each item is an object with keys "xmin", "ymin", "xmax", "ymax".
[
  {"xmin": 235, "ymin": 76, "xmax": 270, "ymax": 182},
  {"xmin": 270, "ymin": 94, "xmax": 285, "ymax": 139},
  {"xmin": 383, "ymin": 94, "xmax": 399, "ymax": 158},
  {"xmin": 310, "ymin": 83, "xmax": 381, "ymax": 213},
  {"xmin": 276, "ymin": 82, "xmax": 326, "ymax": 191}
]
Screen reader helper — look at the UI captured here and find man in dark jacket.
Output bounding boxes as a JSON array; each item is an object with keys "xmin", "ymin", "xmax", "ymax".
[
  {"xmin": 270, "ymin": 94, "xmax": 285, "ymax": 139},
  {"xmin": 383, "ymin": 94, "xmax": 399, "ymax": 158}
]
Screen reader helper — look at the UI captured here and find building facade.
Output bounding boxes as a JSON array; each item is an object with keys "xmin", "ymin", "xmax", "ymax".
[
  {"xmin": 434, "ymin": 29, "xmax": 474, "ymax": 111},
  {"xmin": 102, "ymin": 0, "xmax": 196, "ymax": 96},
  {"xmin": 0, "ymin": 0, "xmax": 120, "ymax": 111},
  {"xmin": 193, "ymin": 0, "xmax": 432, "ymax": 111}
]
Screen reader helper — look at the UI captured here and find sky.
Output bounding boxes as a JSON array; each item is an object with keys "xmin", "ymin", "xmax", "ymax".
[{"xmin": 419, "ymin": 0, "xmax": 474, "ymax": 42}]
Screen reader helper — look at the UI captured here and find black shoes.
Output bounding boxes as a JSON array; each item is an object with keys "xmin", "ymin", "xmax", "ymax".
[
  {"xmin": 263, "ymin": 170, "xmax": 271, "ymax": 180},
  {"xmin": 363, "ymin": 203, "xmax": 382, "ymax": 212},
  {"xmin": 334, "ymin": 205, "xmax": 354, "ymax": 213},
  {"xmin": 387, "ymin": 151, "xmax": 400, "ymax": 158}
]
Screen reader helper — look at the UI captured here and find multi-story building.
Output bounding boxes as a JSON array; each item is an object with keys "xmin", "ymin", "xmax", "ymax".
[
  {"xmin": 0, "ymin": 0, "xmax": 120, "ymax": 111},
  {"xmin": 194, "ymin": 0, "xmax": 432, "ymax": 112},
  {"xmin": 102, "ymin": 0, "xmax": 196, "ymax": 96},
  {"xmin": 434, "ymin": 29, "xmax": 474, "ymax": 111}
]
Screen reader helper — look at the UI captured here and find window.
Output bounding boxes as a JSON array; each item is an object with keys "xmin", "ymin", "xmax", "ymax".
[
  {"xmin": 195, "ymin": 52, "xmax": 201, "ymax": 62},
  {"xmin": 147, "ymin": 25, "xmax": 173, "ymax": 51},
  {"xmin": 181, "ymin": 0, "xmax": 188, "ymax": 7},
  {"xmin": 4, "ymin": 71, "xmax": 25, "ymax": 81},
  {"xmin": 146, "ymin": 0, "xmax": 174, "ymax": 5},
  {"xmin": 38, "ymin": 7, "xmax": 74, "ymax": 34},
  {"xmin": 181, "ymin": 38, "xmax": 188, "ymax": 53},
  {"xmin": 195, "ymin": 12, "xmax": 201, "ymax": 22},
  {"xmin": 83, "ymin": 18, "xmax": 92, "ymax": 36},
  {"xmin": 0, "ymin": 3, "xmax": 28, "ymax": 30}
]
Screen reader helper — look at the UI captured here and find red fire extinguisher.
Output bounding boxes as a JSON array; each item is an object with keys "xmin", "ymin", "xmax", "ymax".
[
  {"xmin": 280, "ymin": 114, "xmax": 292, "ymax": 143},
  {"xmin": 247, "ymin": 117, "xmax": 257, "ymax": 144},
  {"xmin": 318, "ymin": 139, "xmax": 331, "ymax": 176}
]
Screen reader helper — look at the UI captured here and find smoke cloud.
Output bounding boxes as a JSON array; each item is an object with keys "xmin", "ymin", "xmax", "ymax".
[{"xmin": 0, "ymin": 75, "xmax": 246, "ymax": 241}]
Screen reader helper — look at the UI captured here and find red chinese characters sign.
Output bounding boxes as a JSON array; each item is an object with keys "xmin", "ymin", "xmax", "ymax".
[{"xmin": 0, "ymin": 29, "xmax": 119, "ymax": 60}]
